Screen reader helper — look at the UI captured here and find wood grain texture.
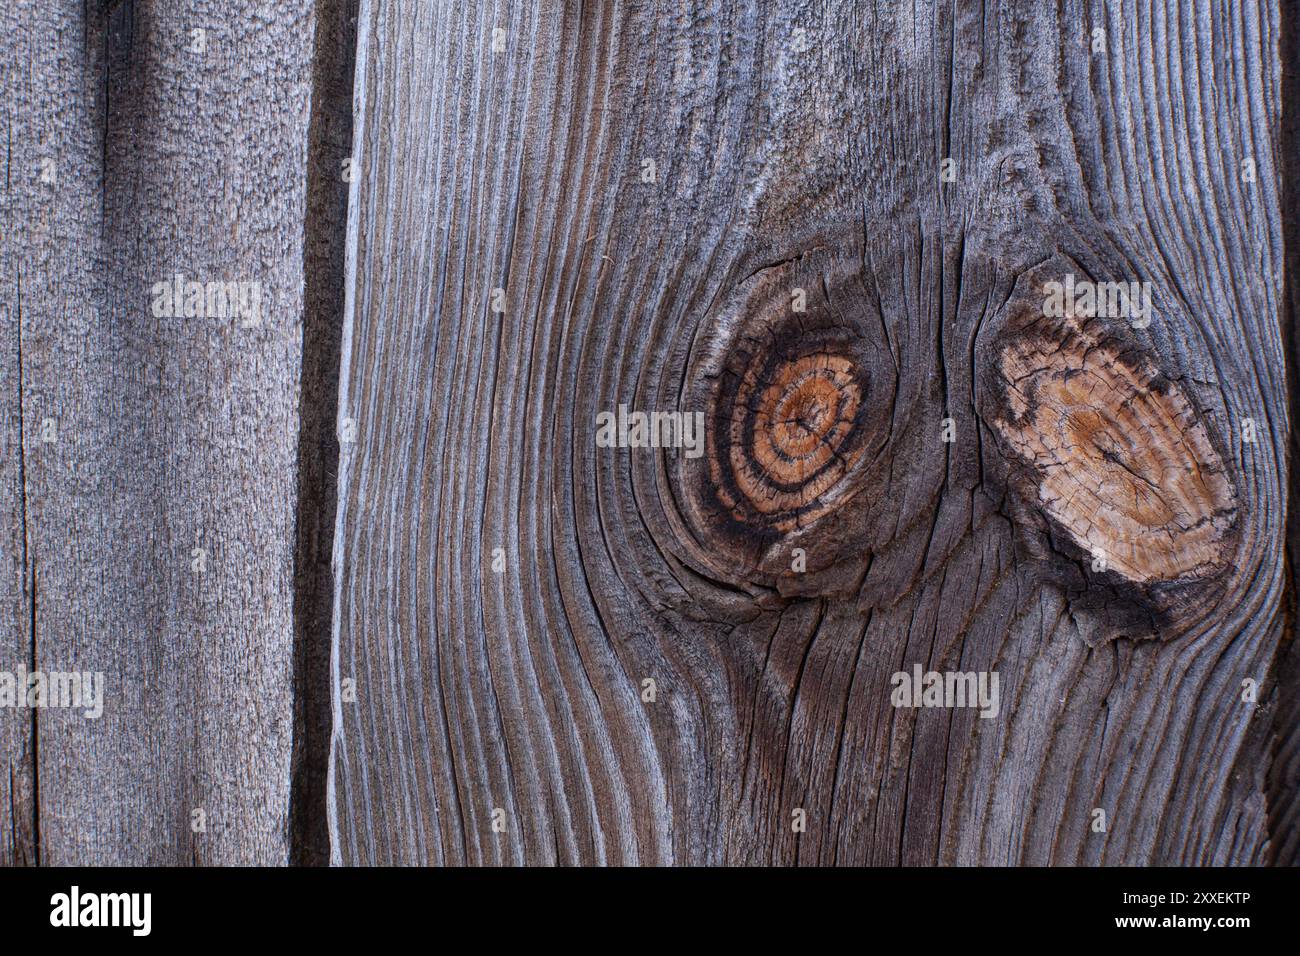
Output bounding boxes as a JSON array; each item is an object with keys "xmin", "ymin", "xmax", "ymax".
[
  {"xmin": 0, "ymin": 0, "xmax": 110, "ymax": 867},
  {"xmin": 2, "ymin": 0, "xmax": 316, "ymax": 864},
  {"xmin": 0, "ymin": 5, "xmax": 39, "ymax": 863},
  {"xmin": 330, "ymin": 0, "xmax": 1293, "ymax": 865}
]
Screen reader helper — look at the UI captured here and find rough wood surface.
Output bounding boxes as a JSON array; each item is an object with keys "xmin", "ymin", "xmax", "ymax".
[
  {"xmin": 330, "ymin": 0, "xmax": 1293, "ymax": 864},
  {"xmin": 2, "ymin": 0, "xmax": 316, "ymax": 864},
  {"xmin": 2, "ymin": 0, "xmax": 1296, "ymax": 867}
]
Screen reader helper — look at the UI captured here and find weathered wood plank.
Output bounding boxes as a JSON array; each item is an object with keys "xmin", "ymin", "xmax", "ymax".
[
  {"xmin": 2, "ymin": 0, "xmax": 316, "ymax": 864},
  {"xmin": 331, "ymin": 0, "xmax": 1293, "ymax": 865},
  {"xmin": 1, "ymin": 0, "xmax": 112, "ymax": 867}
]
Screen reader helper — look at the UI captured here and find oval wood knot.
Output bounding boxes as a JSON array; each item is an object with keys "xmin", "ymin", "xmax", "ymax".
[
  {"xmin": 675, "ymin": 251, "xmax": 894, "ymax": 589},
  {"xmin": 994, "ymin": 320, "xmax": 1237, "ymax": 585}
]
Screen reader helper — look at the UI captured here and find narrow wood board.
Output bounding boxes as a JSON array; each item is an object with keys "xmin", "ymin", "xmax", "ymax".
[{"xmin": 1, "ymin": 0, "xmax": 316, "ymax": 864}]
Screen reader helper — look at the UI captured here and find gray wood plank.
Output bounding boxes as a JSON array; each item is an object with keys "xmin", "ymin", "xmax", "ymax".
[
  {"xmin": 330, "ymin": 0, "xmax": 1293, "ymax": 864},
  {"xmin": 1, "ymin": 0, "xmax": 111, "ymax": 867},
  {"xmin": 2, "ymin": 0, "xmax": 316, "ymax": 865}
]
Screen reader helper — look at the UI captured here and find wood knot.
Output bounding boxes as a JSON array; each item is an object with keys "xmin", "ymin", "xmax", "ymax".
[
  {"xmin": 675, "ymin": 250, "xmax": 894, "ymax": 589},
  {"xmin": 712, "ymin": 337, "xmax": 870, "ymax": 532},
  {"xmin": 993, "ymin": 314, "xmax": 1237, "ymax": 586}
]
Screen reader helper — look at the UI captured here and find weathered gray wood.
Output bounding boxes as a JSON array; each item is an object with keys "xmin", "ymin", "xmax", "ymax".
[
  {"xmin": 330, "ymin": 0, "xmax": 1293, "ymax": 864},
  {"xmin": 1, "ymin": 0, "xmax": 111, "ymax": 867},
  {"xmin": 2, "ymin": 0, "xmax": 316, "ymax": 864},
  {"xmin": 0, "ymin": 11, "xmax": 38, "ymax": 862}
]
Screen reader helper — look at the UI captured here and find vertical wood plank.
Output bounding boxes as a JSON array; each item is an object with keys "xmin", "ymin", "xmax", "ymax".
[
  {"xmin": 331, "ymin": 0, "xmax": 1292, "ymax": 865},
  {"xmin": 1, "ymin": 0, "xmax": 110, "ymax": 866},
  {"xmin": 3, "ymin": 0, "xmax": 316, "ymax": 864}
]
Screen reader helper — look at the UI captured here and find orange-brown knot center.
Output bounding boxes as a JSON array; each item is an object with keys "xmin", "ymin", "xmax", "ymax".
[
  {"xmin": 995, "ymin": 327, "xmax": 1237, "ymax": 584},
  {"xmin": 711, "ymin": 342, "xmax": 870, "ymax": 534}
]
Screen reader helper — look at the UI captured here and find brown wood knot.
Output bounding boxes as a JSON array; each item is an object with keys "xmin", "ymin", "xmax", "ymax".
[
  {"xmin": 713, "ymin": 341, "xmax": 870, "ymax": 531},
  {"xmin": 676, "ymin": 251, "xmax": 893, "ymax": 591},
  {"xmin": 991, "ymin": 312, "xmax": 1238, "ymax": 587}
]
